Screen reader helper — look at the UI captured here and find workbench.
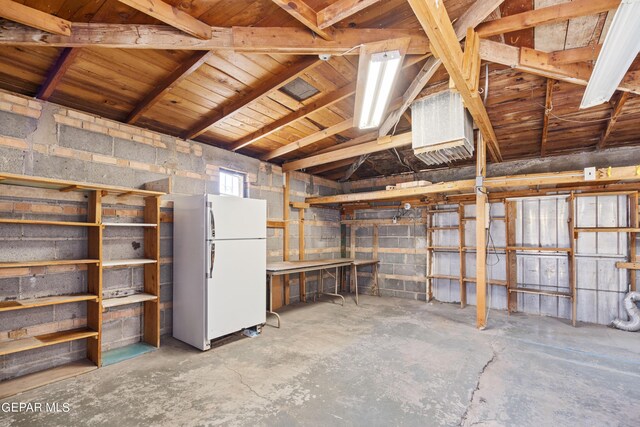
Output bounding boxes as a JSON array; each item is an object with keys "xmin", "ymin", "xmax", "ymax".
[
  {"xmin": 350, "ymin": 259, "xmax": 381, "ymax": 305},
  {"xmin": 266, "ymin": 258, "xmax": 354, "ymax": 327}
]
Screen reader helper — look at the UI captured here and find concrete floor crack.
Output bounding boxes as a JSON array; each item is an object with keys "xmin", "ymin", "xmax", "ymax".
[
  {"xmin": 459, "ymin": 348, "xmax": 498, "ymax": 426},
  {"xmin": 224, "ymin": 365, "xmax": 269, "ymax": 402}
]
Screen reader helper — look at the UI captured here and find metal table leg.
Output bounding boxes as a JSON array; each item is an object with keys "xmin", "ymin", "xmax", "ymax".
[
  {"xmin": 266, "ymin": 274, "xmax": 281, "ymax": 328},
  {"xmin": 355, "ymin": 265, "xmax": 359, "ymax": 305},
  {"xmin": 319, "ymin": 266, "xmax": 345, "ymax": 306}
]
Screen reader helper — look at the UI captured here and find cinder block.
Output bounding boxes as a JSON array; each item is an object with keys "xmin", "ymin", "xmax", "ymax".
[
  {"xmin": 0, "ymin": 240, "xmax": 57, "ymax": 263},
  {"xmin": 0, "ymin": 278, "xmax": 20, "ymax": 301},
  {"xmin": 0, "ymin": 110, "xmax": 37, "ymax": 139},
  {"xmin": 20, "ymin": 271, "xmax": 86, "ymax": 298},
  {"xmin": 101, "ymin": 319, "xmax": 123, "ymax": 346},
  {"xmin": 32, "ymin": 152, "xmax": 89, "ymax": 182},
  {"xmin": 0, "ymin": 305, "xmax": 53, "ymax": 330},
  {"xmin": 114, "ymin": 137, "xmax": 157, "ymax": 163},
  {"xmin": 404, "ymin": 279, "xmax": 426, "ymax": 293},
  {"xmin": 59, "ymin": 125, "xmax": 113, "ymax": 155},
  {"xmin": 103, "ymin": 269, "xmax": 132, "ymax": 291},
  {"xmin": 0, "ymin": 146, "xmax": 27, "ymax": 173},
  {"xmin": 122, "ymin": 316, "xmax": 142, "ymax": 339},
  {"xmin": 53, "ymin": 301, "xmax": 87, "ymax": 321}
]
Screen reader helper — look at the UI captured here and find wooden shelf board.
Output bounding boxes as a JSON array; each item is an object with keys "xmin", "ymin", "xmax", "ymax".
[
  {"xmin": 616, "ymin": 262, "xmax": 640, "ymax": 270},
  {"xmin": 102, "ymin": 342, "xmax": 156, "ymax": 367},
  {"xmin": 102, "ymin": 293, "xmax": 157, "ymax": 308},
  {"xmin": 463, "ymin": 278, "xmax": 508, "ymax": 286},
  {"xmin": 0, "ymin": 294, "xmax": 98, "ymax": 312},
  {"xmin": 574, "ymin": 227, "xmax": 640, "ymax": 233},
  {"xmin": 0, "ymin": 219, "xmax": 100, "ymax": 227},
  {"xmin": 428, "ymin": 274, "xmax": 459, "ymax": 280},
  {"xmin": 0, "ymin": 259, "xmax": 100, "ymax": 269},
  {"xmin": 0, "ymin": 327, "xmax": 98, "ymax": 357},
  {"xmin": 0, "ymin": 359, "xmax": 97, "ymax": 399},
  {"xmin": 509, "ymin": 288, "xmax": 572, "ymax": 298},
  {"xmin": 0, "ymin": 172, "xmax": 164, "ymax": 196},
  {"xmin": 429, "ymin": 226, "xmax": 459, "ymax": 230},
  {"xmin": 506, "ymin": 247, "xmax": 571, "ymax": 252},
  {"xmin": 102, "ymin": 222, "xmax": 158, "ymax": 228},
  {"xmin": 102, "ymin": 259, "xmax": 157, "ymax": 268}
]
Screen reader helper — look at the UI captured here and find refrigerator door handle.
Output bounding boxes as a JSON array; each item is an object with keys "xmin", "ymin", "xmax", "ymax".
[
  {"xmin": 209, "ymin": 209, "xmax": 215, "ymax": 239},
  {"xmin": 209, "ymin": 242, "xmax": 215, "ymax": 278}
]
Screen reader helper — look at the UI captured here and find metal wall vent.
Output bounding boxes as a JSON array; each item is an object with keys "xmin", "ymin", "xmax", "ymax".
[{"xmin": 279, "ymin": 77, "xmax": 319, "ymax": 101}]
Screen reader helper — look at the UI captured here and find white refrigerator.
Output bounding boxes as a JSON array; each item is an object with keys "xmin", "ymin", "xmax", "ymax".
[{"xmin": 173, "ymin": 194, "xmax": 266, "ymax": 350}]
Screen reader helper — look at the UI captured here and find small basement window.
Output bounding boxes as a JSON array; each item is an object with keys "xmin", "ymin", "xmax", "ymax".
[
  {"xmin": 219, "ymin": 169, "xmax": 246, "ymax": 197},
  {"xmin": 279, "ymin": 77, "xmax": 319, "ymax": 101}
]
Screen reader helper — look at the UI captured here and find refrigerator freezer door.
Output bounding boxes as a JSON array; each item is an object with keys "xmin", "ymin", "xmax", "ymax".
[
  {"xmin": 207, "ymin": 239, "xmax": 267, "ymax": 340},
  {"xmin": 207, "ymin": 195, "xmax": 266, "ymax": 240}
]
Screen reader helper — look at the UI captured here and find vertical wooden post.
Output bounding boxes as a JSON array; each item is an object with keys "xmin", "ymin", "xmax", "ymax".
[
  {"xmin": 630, "ymin": 192, "xmax": 638, "ymax": 292},
  {"xmin": 283, "ymin": 172, "xmax": 290, "ymax": 305},
  {"xmin": 143, "ymin": 195, "xmax": 160, "ymax": 347},
  {"xmin": 298, "ymin": 206, "xmax": 306, "ymax": 302},
  {"xmin": 458, "ymin": 203, "xmax": 466, "ymax": 308},
  {"xmin": 475, "ymin": 133, "xmax": 488, "ymax": 329},
  {"xmin": 373, "ymin": 224, "xmax": 379, "ymax": 296},
  {"xmin": 87, "ymin": 190, "xmax": 102, "ymax": 366},
  {"xmin": 426, "ymin": 208, "xmax": 433, "ymax": 302},
  {"xmin": 568, "ymin": 193, "xmax": 577, "ymax": 327},
  {"xmin": 505, "ymin": 200, "xmax": 518, "ymax": 313},
  {"xmin": 349, "ymin": 225, "xmax": 356, "ymax": 292}
]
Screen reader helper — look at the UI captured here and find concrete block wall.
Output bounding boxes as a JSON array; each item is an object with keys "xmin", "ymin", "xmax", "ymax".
[{"xmin": 0, "ymin": 90, "xmax": 341, "ymax": 380}]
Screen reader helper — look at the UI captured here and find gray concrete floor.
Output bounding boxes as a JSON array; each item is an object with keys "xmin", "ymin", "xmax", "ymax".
[{"xmin": 2, "ymin": 295, "xmax": 640, "ymax": 426}]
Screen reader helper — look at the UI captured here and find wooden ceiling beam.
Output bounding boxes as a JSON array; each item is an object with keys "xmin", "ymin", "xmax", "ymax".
[
  {"xmin": 597, "ymin": 92, "xmax": 630, "ymax": 149},
  {"xmin": 0, "ymin": 0, "xmax": 71, "ymax": 36},
  {"xmin": 540, "ymin": 79, "xmax": 555, "ymax": 157},
  {"xmin": 407, "ymin": 0, "xmax": 502, "ymax": 162},
  {"xmin": 283, "ymin": 132, "xmax": 412, "ymax": 172},
  {"xmin": 317, "ymin": 0, "xmax": 383, "ymax": 29},
  {"xmin": 479, "ymin": 39, "xmax": 640, "ymax": 95},
  {"xmin": 185, "ymin": 57, "xmax": 322, "ymax": 140},
  {"xmin": 550, "ymin": 44, "xmax": 602, "ymax": 65},
  {"xmin": 271, "ymin": 0, "xmax": 333, "ymax": 40},
  {"xmin": 476, "ymin": 0, "xmax": 620, "ymax": 38},
  {"xmin": 0, "ymin": 21, "xmax": 429, "ymax": 54},
  {"xmin": 307, "ymin": 158, "xmax": 355, "ymax": 175},
  {"xmin": 261, "ymin": 118, "xmax": 353, "ymax": 161},
  {"xmin": 36, "ymin": 47, "xmax": 81, "ymax": 101},
  {"xmin": 117, "ymin": 0, "xmax": 211, "ymax": 39},
  {"xmin": 127, "ymin": 51, "xmax": 213, "ymax": 124}
]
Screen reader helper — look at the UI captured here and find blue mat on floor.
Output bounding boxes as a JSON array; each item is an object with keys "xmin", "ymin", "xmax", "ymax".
[{"xmin": 102, "ymin": 342, "xmax": 156, "ymax": 366}]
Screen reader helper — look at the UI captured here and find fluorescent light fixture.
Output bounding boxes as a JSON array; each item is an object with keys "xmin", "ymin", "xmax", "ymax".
[
  {"xmin": 358, "ymin": 50, "xmax": 402, "ymax": 129},
  {"xmin": 580, "ymin": 0, "xmax": 640, "ymax": 109}
]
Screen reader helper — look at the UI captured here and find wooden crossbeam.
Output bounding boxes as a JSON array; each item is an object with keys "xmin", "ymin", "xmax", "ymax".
[
  {"xmin": 597, "ymin": 92, "xmax": 630, "ymax": 149},
  {"xmin": 479, "ymin": 39, "xmax": 640, "ymax": 95},
  {"xmin": 271, "ymin": 0, "xmax": 333, "ymax": 40},
  {"xmin": 317, "ymin": 0, "xmax": 383, "ymax": 29},
  {"xmin": 127, "ymin": 51, "xmax": 213, "ymax": 124},
  {"xmin": 0, "ymin": 0, "xmax": 71, "ymax": 36},
  {"xmin": 307, "ymin": 158, "xmax": 355, "ymax": 174},
  {"xmin": 282, "ymin": 132, "xmax": 412, "ymax": 171},
  {"xmin": 540, "ymin": 79, "xmax": 555, "ymax": 157},
  {"xmin": 36, "ymin": 48, "xmax": 81, "ymax": 101},
  {"xmin": 261, "ymin": 118, "xmax": 353, "ymax": 160},
  {"xmin": 550, "ymin": 44, "xmax": 602, "ymax": 65},
  {"xmin": 408, "ymin": 0, "xmax": 502, "ymax": 162},
  {"xmin": 476, "ymin": 0, "xmax": 620, "ymax": 38},
  {"xmin": 117, "ymin": 0, "xmax": 211, "ymax": 39},
  {"xmin": 0, "ymin": 21, "xmax": 429, "ymax": 54},
  {"xmin": 185, "ymin": 57, "xmax": 321, "ymax": 140}
]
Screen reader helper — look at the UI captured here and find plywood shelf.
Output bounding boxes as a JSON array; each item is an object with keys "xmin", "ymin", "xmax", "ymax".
[
  {"xmin": 102, "ymin": 259, "xmax": 157, "ymax": 268},
  {"xmin": 0, "ymin": 328, "xmax": 98, "ymax": 357},
  {"xmin": 0, "ymin": 259, "xmax": 100, "ymax": 269},
  {"xmin": 102, "ymin": 222, "xmax": 158, "ymax": 228},
  {"xmin": 506, "ymin": 246, "xmax": 572, "ymax": 252},
  {"xmin": 103, "ymin": 293, "xmax": 158, "ymax": 308},
  {"xmin": 0, "ymin": 219, "xmax": 100, "ymax": 227},
  {"xmin": 574, "ymin": 227, "xmax": 640, "ymax": 233},
  {"xmin": 616, "ymin": 262, "xmax": 640, "ymax": 270},
  {"xmin": 0, "ymin": 294, "xmax": 98, "ymax": 312},
  {"xmin": 509, "ymin": 288, "xmax": 572, "ymax": 298}
]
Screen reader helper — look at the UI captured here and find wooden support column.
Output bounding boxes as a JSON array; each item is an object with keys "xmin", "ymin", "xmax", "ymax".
[
  {"xmin": 568, "ymin": 193, "xmax": 577, "ymax": 326},
  {"xmin": 349, "ymin": 225, "xmax": 356, "ymax": 293},
  {"xmin": 143, "ymin": 196, "xmax": 161, "ymax": 347},
  {"xmin": 426, "ymin": 209, "xmax": 433, "ymax": 302},
  {"xmin": 505, "ymin": 200, "xmax": 517, "ymax": 313},
  {"xmin": 629, "ymin": 192, "xmax": 638, "ymax": 292},
  {"xmin": 87, "ymin": 190, "xmax": 102, "ymax": 366},
  {"xmin": 458, "ymin": 203, "xmax": 467, "ymax": 308},
  {"xmin": 298, "ymin": 206, "xmax": 306, "ymax": 302},
  {"xmin": 475, "ymin": 134, "xmax": 488, "ymax": 329},
  {"xmin": 283, "ymin": 173, "xmax": 291, "ymax": 305},
  {"xmin": 373, "ymin": 224, "xmax": 379, "ymax": 296}
]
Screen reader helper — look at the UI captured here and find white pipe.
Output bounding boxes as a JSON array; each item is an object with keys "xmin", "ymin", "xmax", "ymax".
[{"xmin": 611, "ymin": 291, "xmax": 640, "ymax": 332}]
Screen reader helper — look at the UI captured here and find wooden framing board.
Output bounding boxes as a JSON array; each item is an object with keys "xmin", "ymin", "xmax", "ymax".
[
  {"xmin": 317, "ymin": 0, "xmax": 383, "ymax": 29},
  {"xmin": 540, "ymin": 79, "xmax": 555, "ymax": 157},
  {"xmin": 86, "ymin": 190, "xmax": 102, "ymax": 366},
  {"xmin": 0, "ymin": 0, "xmax": 72, "ymax": 36},
  {"xmin": 143, "ymin": 196, "xmax": 161, "ymax": 348},
  {"xmin": 117, "ymin": 0, "xmax": 212, "ymax": 39},
  {"xmin": 37, "ymin": 47, "xmax": 81, "ymax": 101},
  {"xmin": 505, "ymin": 200, "xmax": 517, "ymax": 313},
  {"xmin": 283, "ymin": 173, "xmax": 291, "ymax": 305},
  {"xmin": 271, "ymin": 0, "xmax": 333, "ymax": 40},
  {"xmin": 475, "ymin": 133, "xmax": 488, "ymax": 329},
  {"xmin": 598, "ymin": 92, "xmax": 630, "ymax": 149}
]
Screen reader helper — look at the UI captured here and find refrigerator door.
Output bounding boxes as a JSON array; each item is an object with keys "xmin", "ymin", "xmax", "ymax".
[
  {"xmin": 207, "ymin": 195, "xmax": 266, "ymax": 240},
  {"xmin": 207, "ymin": 238, "xmax": 266, "ymax": 340}
]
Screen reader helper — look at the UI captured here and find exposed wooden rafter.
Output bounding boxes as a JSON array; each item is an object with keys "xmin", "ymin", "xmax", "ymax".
[
  {"xmin": 116, "ymin": 0, "xmax": 212, "ymax": 39},
  {"xmin": 317, "ymin": 0, "xmax": 383, "ymax": 29},
  {"xmin": 550, "ymin": 44, "xmax": 602, "ymax": 65},
  {"xmin": 0, "ymin": 0, "xmax": 72, "ymax": 36},
  {"xmin": 36, "ymin": 48, "xmax": 81, "ymax": 101},
  {"xmin": 479, "ymin": 39, "xmax": 640, "ymax": 95},
  {"xmin": 185, "ymin": 57, "xmax": 322, "ymax": 140},
  {"xmin": 0, "ymin": 21, "xmax": 429, "ymax": 54},
  {"xmin": 540, "ymin": 79, "xmax": 555, "ymax": 157},
  {"xmin": 476, "ymin": 0, "xmax": 620, "ymax": 38},
  {"xmin": 598, "ymin": 92, "xmax": 630, "ymax": 149},
  {"xmin": 407, "ymin": 0, "xmax": 502, "ymax": 162},
  {"xmin": 127, "ymin": 51, "xmax": 213, "ymax": 124},
  {"xmin": 272, "ymin": 0, "xmax": 333, "ymax": 40}
]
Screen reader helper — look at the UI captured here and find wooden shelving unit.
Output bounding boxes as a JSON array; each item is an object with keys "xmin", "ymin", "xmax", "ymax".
[{"xmin": 0, "ymin": 172, "xmax": 164, "ymax": 398}]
